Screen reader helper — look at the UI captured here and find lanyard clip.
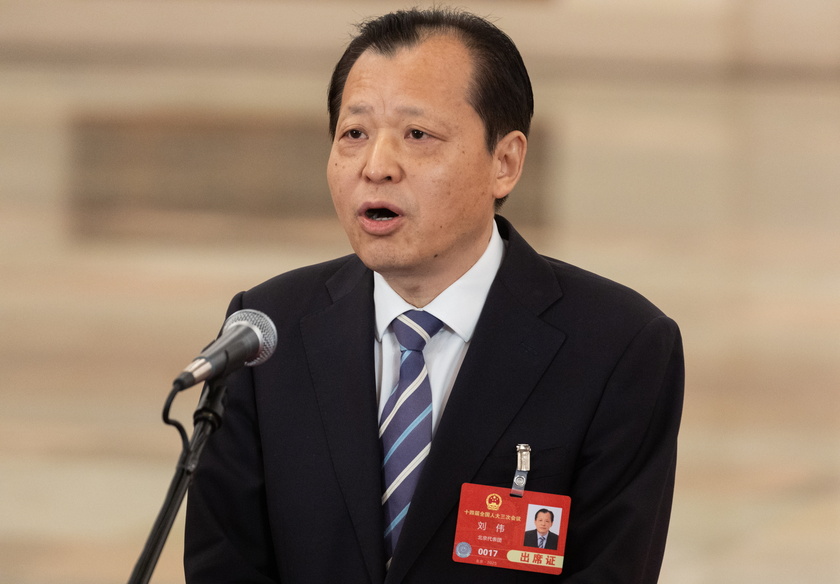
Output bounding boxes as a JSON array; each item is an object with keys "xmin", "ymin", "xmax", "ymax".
[{"xmin": 510, "ymin": 443, "xmax": 531, "ymax": 497}]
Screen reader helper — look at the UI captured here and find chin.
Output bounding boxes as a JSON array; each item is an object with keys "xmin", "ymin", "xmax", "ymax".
[
  {"xmin": 354, "ymin": 251, "xmax": 397, "ymax": 274},
  {"xmin": 354, "ymin": 243, "xmax": 408, "ymax": 272}
]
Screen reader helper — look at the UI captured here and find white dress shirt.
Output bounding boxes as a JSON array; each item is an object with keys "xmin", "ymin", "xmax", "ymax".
[{"xmin": 373, "ymin": 221, "xmax": 505, "ymax": 434}]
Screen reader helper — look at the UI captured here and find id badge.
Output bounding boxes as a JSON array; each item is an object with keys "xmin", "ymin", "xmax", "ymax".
[{"xmin": 452, "ymin": 447, "xmax": 571, "ymax": 576}]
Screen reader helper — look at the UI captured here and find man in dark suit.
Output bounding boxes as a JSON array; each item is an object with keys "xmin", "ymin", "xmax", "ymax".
[
  {"xmin": 185, "ymin": 8, "xmax": 684, "ymax": 583},
  {"xmin": 523, "ymin": 509, "xmax": 560, "ymax": 551}
]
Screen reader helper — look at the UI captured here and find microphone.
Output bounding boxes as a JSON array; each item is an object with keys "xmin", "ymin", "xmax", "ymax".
[{"xmin": 174, "ymin": 309, "xmax": 277, "ymax": 390}]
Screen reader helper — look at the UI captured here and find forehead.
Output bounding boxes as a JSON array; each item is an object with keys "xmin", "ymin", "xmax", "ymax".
[{"xmin": 342, "ymin": 34, "xmax": 475, "ymax": 107}]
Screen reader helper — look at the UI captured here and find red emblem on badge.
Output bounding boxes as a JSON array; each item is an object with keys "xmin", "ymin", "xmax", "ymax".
[{"xmin": 485, "ymin": 493, "xmax": 502, "ymax": 511}]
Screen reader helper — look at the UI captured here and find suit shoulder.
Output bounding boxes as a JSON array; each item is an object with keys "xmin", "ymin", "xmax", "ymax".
[
  {"xmin": 496, "ymin": 218, "xmax": 672, "ymax": 328},
  {"xmin": 231, "ymin": 254, "xmax": 365, "ymax": 316},
  {"xmin": 541, "ymin": 254, "xmax": 674, "ymax": 328}
]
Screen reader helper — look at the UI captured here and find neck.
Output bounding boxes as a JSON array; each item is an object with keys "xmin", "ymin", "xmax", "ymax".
[
  {"xmin": 386, "ymin": 278, "xmax": 445, "ymax": 308},
  {"xmin": 384, "ymin": 256, "xmax": 472, "ymax": 307},
  {"xmin": 384, "ymin": 220, "xmax": 496, "ymax": 307}
]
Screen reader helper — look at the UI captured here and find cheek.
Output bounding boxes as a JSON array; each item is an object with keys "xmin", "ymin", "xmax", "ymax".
[
  {"xmin": 427, "ymin": 163, "xmax": 481, "ymax": 202},
  {"xmin": 327, "ymin": 153, "xmax": 340, "ymax": 179},
  {"xmin": 450, "ymin": 157, "xmax": 495, "ymax": 199},
  {"xmin": 327, "ymin": 161, "xmax": 349, "ymax": 202}
]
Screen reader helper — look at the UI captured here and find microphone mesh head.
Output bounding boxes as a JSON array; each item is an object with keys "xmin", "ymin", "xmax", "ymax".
[{"xmin": 222, "ymin": 309, "xmax": 278, "ymax": 366}]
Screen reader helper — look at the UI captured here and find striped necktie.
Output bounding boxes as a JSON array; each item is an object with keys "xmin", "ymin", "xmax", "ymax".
[{"xmin": 379, "ymin": 310, "xmax": 444, "ymax": 563}]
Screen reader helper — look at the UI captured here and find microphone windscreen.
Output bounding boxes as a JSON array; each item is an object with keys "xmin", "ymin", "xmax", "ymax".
[{"xmin": 223, "ymin": 309, "xmax": 278, "ymax": 366}]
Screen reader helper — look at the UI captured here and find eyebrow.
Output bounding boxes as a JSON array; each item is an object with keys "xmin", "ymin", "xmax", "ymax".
[{"xmin": 345, "ymin": 104, "xmax": 426, "ymax": 117}]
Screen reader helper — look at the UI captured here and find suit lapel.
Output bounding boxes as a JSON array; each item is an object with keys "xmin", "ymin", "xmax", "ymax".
[
  {"xmin": 387, "ymin": 219, "xmax": 567, "ymax": 580},
  {"xmin": 300, "ymin": 258, "xmax": 386, "ymax": 583}
]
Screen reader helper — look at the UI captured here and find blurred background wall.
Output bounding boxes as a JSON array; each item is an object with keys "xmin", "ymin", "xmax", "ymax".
[{"xmin": 0, "ymin": 1, "xmax": 838, "ymax": 582}]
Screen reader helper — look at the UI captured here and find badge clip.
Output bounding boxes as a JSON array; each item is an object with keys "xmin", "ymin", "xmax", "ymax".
[{"xmin": 510, "ymin": 443, "xmax": 531, "ymax": 497}]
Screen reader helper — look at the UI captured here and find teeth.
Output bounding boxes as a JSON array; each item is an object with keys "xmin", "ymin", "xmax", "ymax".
[{"xmin": 367, "ymin": 209, "xmax": 398, "ymax": 220}]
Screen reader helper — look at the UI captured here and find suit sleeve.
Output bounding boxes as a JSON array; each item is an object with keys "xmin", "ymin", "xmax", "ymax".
[
  {"xmin": 561, "ymin": 315, "xmax": 684, "ymax": 583},
  {"xmin": 184, "ymin": 292, "xmax": 281, "ymax": 583}
]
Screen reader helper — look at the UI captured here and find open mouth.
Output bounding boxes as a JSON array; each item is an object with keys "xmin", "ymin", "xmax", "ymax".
[{"xmin": 365, "ymin": 208, "xmax": 399, "ymax": 221}]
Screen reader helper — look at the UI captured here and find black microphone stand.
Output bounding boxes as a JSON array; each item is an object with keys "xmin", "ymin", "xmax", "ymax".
[{"xmin": 127, "ymin": 376, "xmax": 228, "ymax": 584}]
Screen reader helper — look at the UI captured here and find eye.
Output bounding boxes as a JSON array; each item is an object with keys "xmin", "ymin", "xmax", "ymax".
[
  {"xmin": 344, "ymin": 129, "xmax": 365, "ymax": 140},
  {"xmin": 408, "ymin": 129, "xmax": 427, "ymax": 140}
]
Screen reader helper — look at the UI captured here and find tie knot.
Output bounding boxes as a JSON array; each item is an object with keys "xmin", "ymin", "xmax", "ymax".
[{"xmin": 392, "ymin": 310, "xmax": 444, "ymax": 352}]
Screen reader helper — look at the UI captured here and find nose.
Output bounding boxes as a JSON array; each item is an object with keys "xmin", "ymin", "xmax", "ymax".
[{"xmin": 363, "ymin": 133, "xmax": 402, "ymax": 183}]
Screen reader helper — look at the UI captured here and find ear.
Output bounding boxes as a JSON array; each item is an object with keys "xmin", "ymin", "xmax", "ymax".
[{"xmin": 491, "ymin": 130, "xmax": 528, "ymax": 201}]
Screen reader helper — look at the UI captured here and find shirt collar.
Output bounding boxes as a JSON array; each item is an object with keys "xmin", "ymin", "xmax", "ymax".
[{"xmin": 374, "ymin": 220, "xmax": 505, "ymax": 342}]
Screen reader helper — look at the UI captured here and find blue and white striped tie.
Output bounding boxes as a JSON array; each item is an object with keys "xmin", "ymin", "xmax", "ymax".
[{"xmin": 380, "ymin": 310, "xmax": 444, "ymax": 564}]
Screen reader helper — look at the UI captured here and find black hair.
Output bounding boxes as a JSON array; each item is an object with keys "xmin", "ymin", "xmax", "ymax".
[{"xmin": 534, "ymin": 508, "xmax": 554, "ymax": 522}]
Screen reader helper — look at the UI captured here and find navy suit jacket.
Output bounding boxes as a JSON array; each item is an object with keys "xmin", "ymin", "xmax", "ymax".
[
  {"xmin": 523, "ymin": 529, "xmax": 560, "ymax": 551},
  {"xmin": 185, "ymin": 216, "xmax": 684, "ymax": 583}
]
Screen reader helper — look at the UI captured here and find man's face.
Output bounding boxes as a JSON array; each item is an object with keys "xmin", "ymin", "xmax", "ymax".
[
  {"xmin": 534, "ymin": 511, "xmax": 553, "ymax": 535},
  {"xmin": 327, "ymin": 35, "xmax": 509, "ymax": 299}
]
